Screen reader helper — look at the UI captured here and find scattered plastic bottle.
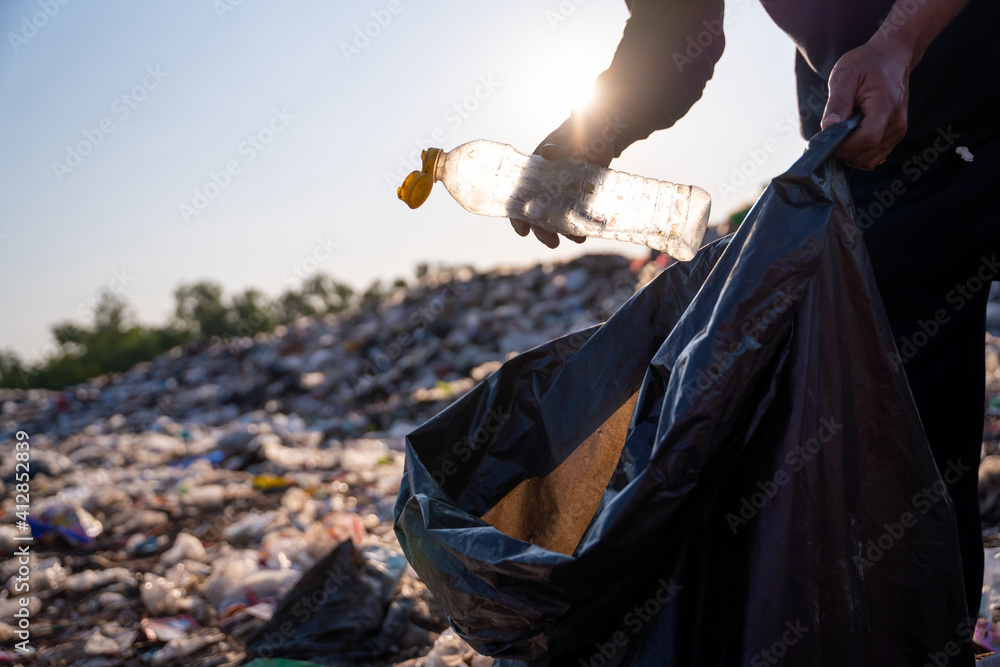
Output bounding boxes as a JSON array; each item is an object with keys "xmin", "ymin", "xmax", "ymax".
[{"xmin": 397, "ymin": 140, "xmax": 712, "ymax": 261}]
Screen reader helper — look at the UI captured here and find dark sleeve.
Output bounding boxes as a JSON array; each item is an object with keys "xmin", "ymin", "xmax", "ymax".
[{"xmin": 594, "ymin": 0, "xmax": 726, "ymax": 156}]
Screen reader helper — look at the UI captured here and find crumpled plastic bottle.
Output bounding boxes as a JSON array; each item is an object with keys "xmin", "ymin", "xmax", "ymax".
[{"xmin": 398, "ymin": 141, "xmax": 711, "ymax": 261}]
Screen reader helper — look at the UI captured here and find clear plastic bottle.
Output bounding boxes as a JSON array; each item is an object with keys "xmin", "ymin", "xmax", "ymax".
[{"xmin": 398, "ymin": 140, "xmax": 711, "ymax": 261}]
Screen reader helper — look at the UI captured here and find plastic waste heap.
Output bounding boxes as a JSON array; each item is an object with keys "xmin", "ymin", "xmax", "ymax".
[{"xmin": 397, "ymin": 141, "xmax": 711, "ymax": 261}]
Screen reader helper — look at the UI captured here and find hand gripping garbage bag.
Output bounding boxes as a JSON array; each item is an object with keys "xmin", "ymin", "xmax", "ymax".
[{"xmin": 393, "ymin": 118, "xmax": 973, "ymax": 666}]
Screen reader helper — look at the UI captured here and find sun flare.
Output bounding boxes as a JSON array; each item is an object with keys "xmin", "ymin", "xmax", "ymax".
[{"xmin": 528, "ymin": 48, "xmax": 609, "ymax": 122}]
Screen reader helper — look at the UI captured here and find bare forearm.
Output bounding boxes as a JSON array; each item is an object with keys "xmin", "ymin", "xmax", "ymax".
[{"xmin": 876, "ymin": 0, "xmax": 971, "ymax": 68}]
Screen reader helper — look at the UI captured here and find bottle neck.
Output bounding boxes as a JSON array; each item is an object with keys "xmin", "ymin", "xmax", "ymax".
[{"xmin": 422, "ymin": 147, "xmax": 444, "ymax": 183}]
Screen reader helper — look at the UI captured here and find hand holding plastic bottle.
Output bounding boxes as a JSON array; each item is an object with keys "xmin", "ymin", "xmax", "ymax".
[
  {"xmin": 509, "ymin": 111, "xmax": 616, "ymax": 249},
  {"xmin": 396, "ymin": 108, "xmax": 711, "ymax": 260}
]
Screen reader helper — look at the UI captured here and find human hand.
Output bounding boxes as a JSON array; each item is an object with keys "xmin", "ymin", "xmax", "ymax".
[
  {"xmin": 820, "ymin": 34, "xmax": 915, "ymax": 170},
  {"xmin": 510, "ymin": 113, "xmax": 617, "ymax": 248}
]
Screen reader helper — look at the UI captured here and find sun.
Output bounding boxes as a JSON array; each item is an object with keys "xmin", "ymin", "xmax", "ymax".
[{"xmin": 528, "ymin": 47, "xmax": 609, "ymax": 122}]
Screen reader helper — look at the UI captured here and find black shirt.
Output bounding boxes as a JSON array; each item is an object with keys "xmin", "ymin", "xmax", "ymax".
[{"xmin": 594, "ymin": 0, "xmax": 1000, "ymax": 160}]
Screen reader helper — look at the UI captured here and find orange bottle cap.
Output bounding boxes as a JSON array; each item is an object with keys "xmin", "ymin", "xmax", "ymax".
[
  {"xmin": 397, "ymin": 148, "xmax": 443, "ymax": 209},
  {"xmin": 397, "ymin": 171, "xmax": 433, "ymax": 209}
]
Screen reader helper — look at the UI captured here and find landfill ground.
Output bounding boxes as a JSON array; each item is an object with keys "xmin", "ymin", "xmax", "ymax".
[{"xmin": 4, "ymin": 252, "xmax": 1000, "ymax": 666}]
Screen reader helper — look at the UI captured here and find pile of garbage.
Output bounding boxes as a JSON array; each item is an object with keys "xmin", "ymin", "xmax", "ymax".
[
  {"xmin": 979, "ymin": 283, "xmax": 1000, "ymax": 535},
  {"xmin": 5, "ymin": 250, "xmax": 1000, "ymax": 665},
  {"xmin": 0, "ymin": 255, "xmax": 638, "ymax": 666}
]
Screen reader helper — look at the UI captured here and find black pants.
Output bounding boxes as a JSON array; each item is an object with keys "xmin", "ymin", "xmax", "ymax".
[{"xmin": 850, "ymin": 127, "xmax": 1000, "ymax": 622}]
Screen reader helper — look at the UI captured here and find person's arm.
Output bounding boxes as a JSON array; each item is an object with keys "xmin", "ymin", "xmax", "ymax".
[
  {"xmin": 820, "ymin": 0, "xmax": 971, "ymax": 169},
  {"xmin": 512, "ymin": 0, "xmax": 725, "ymax": 248},
  {"xmin": 592, "ymin": 0, "xmax": 727, "ymax": 157}
]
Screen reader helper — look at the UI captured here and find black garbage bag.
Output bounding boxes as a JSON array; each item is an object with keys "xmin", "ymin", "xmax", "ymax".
[
  {"xmin": 244, "ymin": 540, "xmax": 412, "ymax": 664},
  {"xmin": 394, "ymin": 118, "xmax": 972, "ymax": 666}
]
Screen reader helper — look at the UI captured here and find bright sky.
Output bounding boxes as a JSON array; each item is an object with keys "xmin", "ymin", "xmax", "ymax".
[{"xmin": 0, "ymin": 0, "xmax": 807, "ymax": 365}]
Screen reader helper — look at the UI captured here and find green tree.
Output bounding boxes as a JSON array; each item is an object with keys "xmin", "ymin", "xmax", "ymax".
[
  {"xmin": 94, "ymin": 291, "xmax": 129, "ymax": 332},
  {"xmin": 228, "ymin": 288, "xmax": 274, "ymax": 337},
  {"xmin": 15, "ymin": 292, "xmax": 193, "ymax": 390},
  {"xmin": 174, "ymin": 281, "xmax": 229, "ymax": 338},
  {"xmin": 2, "ymin": 271, "xmax": 364, "ymax": 390},
  {"xmin": 52, "ymin": 322, "xmax": 85, "ymax": 346},
  {"xmin": 277, "ymin": 290, "xmax": 317, "ymax": 323},
  {"xmin": 360, "ymin": 280, "xmax": 385, "ymax": 310},
  {"xmin": 0, "ymin": 350, "xmax": 29, "ymax": 388},
  {"xmin": 726, "ymin": 202, "xmax": 755, "ymax": 233},
  {"xmin": 301, "ymin": 274, "xmax": 354, "ymax": 315}
]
